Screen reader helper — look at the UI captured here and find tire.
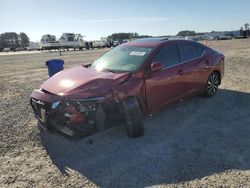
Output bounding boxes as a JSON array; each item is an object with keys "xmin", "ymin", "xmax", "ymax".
[
  {"xmin": 122, "ymin": 97, "xmax": 144, "ymax": 138},
  {"xmin": 204, "ymin": 71, "xmax": 220, "ymax": 97}
]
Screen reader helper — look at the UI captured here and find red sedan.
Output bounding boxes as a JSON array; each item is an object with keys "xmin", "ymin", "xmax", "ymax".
[{"xmin": 30, "ymin": 38, "xmax": 224, "ymax": 138}]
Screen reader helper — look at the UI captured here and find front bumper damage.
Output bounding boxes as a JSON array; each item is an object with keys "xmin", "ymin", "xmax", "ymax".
[{"xmin": 30, "ymin": 89, "xmax": 113, "ymax": 136}]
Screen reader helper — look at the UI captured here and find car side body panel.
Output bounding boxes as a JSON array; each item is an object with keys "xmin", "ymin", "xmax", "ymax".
[{"xmin": 145, "ymin": 64, "xmax": 188, "ymax": 113}]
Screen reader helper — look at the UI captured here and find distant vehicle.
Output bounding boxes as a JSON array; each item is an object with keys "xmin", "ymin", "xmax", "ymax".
[
  {"xmin": 122, "ymin": 39, "xmax": 130, "ymax": 43},
  {"xmin": 113, "ymin": 41, "xmax": 120, "ymax": 46},
  {"xmin": 41, "ymin": 34, "xmax": 57, "ymax": 43},
  {"xmin": 234, "ymin": 36, "xmax": 247, "ymax": 39},
  {"xmin": 59, "ymin": 33, "xmax": 86, "ymax": 50},
  {"xmin": 39, "ymin": 33, "xmax": 87, "ymax": 50},
  {"xmin": 3, "ymin": 48, "xmax": 11, "ymax": 52},
  {"xmin": 39, "ymin": 34, "xmax": 61, "ymax": 50},
  {"xmin": 217, "ymin": 36, "xmax": 232, "ymax": 40},
  {"xmin": 92, "ymin": 40, "xmax": 110, "ymax": 48},
  {"xmin": 30, "ymin": 38, "xmax": 225, "ymax": 138},
  {"xmin": 26, "ymin": 42, "xmax": 39, "ymax": 51}
]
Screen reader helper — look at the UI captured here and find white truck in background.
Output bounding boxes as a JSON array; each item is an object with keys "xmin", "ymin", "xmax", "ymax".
[
  {"xmin": 59, "ymin": 33, "xmax": 86, "ymax": 50},
  {"xmin": 39, "ymin": 33, "xmax": 87, "ymax": 50},
  {"xmin": 39, "ymin": 34, "xmax": 62, "ymax": 50},
  {"xmin": 91, "ymin": 40, "xmax": 110, "ymax": 48},
  {"xmin": 38, "ymin": 33, "xmax": 112, "ymax": 50}
]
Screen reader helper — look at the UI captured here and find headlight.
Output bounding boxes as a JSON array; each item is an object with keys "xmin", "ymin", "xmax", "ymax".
[{"xmin": 51, "ymin": 101, "xmax": 61, "ymax": 109}]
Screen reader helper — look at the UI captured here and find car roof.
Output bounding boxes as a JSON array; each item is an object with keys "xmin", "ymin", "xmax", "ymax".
[{"xmin": 122, "ymin": 37, "xmax": 197, "ymax": 47}]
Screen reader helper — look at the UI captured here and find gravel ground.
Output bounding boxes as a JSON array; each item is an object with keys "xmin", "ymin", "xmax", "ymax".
[{"xmin": 0, "ymin": 40, "xmax": 250, "ymax": 187}]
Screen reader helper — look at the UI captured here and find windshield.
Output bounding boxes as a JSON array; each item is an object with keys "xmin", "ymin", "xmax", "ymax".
[{"xmin": 91, "ymin": 46, "xmax": 153, "ymax": 72}]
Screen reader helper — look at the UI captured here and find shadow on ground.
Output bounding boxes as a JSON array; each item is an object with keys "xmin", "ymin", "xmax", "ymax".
[{"xmin": 41, "ymin": 89, "xmax": 250, "ymax": 187}]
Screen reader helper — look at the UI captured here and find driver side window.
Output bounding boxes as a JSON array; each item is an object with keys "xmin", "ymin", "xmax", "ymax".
[{"xmin": 152, "ymin": 44, "xmax": 180, "ymax": 68}]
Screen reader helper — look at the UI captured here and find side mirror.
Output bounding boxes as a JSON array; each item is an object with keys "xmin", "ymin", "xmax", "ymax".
[{"xmin": 151, "ymin": 62, "xmax": 164, "ymax": 72}]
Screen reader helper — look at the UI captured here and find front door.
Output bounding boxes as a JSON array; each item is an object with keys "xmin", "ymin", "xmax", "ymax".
[{"xmin": 145, "ymin": 44, "xmax": 188, "ymax": 113}]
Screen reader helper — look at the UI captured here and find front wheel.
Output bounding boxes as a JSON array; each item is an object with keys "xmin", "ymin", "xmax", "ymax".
[
  {"xmin": 204, "ymin": 72, "xmax": 220, "ymax": 97},
  {"xmin": 122, "ymin": 97, "xmax": 144, "ymax": 138}
]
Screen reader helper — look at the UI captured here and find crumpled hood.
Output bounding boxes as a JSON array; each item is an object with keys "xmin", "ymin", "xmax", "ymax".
[{"xmin": 41, "ymin": 66, "xmax": 130, "ymax": 98}]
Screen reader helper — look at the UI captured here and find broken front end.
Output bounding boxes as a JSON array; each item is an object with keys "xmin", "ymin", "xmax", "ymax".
[{"xmin": 30, "ymin": 89, "xmax": 121, "ymax": 136}]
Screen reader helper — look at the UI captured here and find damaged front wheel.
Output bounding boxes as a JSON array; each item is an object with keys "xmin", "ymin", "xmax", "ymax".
[{"xmin": 122, "ymin": 97, "xmax": 144, "ymax": 138}]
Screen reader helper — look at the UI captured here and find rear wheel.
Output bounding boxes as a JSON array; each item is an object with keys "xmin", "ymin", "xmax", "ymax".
[
  {"xmin": 204, "ymin": 72, "xmax": 220, "ymax": 97},
  {"xmin": 122, "ymin": 97, "xmax": 144, "ymax": 138}
]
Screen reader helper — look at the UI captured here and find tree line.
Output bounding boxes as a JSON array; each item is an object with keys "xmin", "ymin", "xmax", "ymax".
[
  {"xmin": 0, "ymin": 32, "xmax": 30, "ymax": 51},
  {"xmin": 176, "ymin": 30, "xmax": 205, "ymax": 37},
  {"xmin": 177, "ymin": 23, "xmax": 250, "ymax": 38},
  {"xmin": 240, "ymin": 23, "xmax": 250, "ymax": 37},
  {"xmin": 107, "ymin": 32, "xmax": 152, "ymax": 43}
]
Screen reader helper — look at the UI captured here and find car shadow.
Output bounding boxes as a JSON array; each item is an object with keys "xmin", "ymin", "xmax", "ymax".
[{"xmin": 40, "ymin": 89, "xmax": 250, "ymax": 187}]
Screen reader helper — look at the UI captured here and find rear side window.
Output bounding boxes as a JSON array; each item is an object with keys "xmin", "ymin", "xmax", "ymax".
[
  {"xmin": 178, "ymin": 43, "xmax": 199, "ymax": 62},
  {"xmin": 196, "ymin": 44, "xmax": 205, "ymax": 56},
  {"xmin": 152, "ymin": 44, "xmax": 179, "ymax": 68}
]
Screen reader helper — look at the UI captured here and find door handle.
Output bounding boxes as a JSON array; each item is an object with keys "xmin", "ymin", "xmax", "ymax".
[{"xmin": 178, "ymin": 70, "xmax": 184, "ymax": 75}]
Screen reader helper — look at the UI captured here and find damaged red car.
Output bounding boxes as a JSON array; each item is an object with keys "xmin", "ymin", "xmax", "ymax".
[{"xmin": 30, "ymin": 38, "xmax": 224, "ymax": 138}]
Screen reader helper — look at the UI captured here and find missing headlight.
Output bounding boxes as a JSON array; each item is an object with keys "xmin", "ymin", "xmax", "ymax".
[{"xmin": 51, "ymin": 101, "xmax": 61, "ymax": 109}]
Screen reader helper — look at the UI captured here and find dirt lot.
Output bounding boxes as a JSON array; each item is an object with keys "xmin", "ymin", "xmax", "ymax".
[{"xmin": 0, "ymin": 39, "xmax": 250, "ymax": 187}]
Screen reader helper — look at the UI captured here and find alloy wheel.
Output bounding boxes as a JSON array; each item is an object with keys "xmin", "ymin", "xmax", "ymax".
[{"xmin": 207, "ymin": 73, "xmax": 219, "ymax": 96}]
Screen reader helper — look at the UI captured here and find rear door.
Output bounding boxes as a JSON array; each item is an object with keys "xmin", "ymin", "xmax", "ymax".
[
  {"xmin": 145, "ymin": 44, "xmax": 188, "ymax": 113},
  {"xmin": 177, "ymin": 42, "xmax": 206, "ymax": 94},
  {"xmin": 193, "ymin": 43, "xmax": 212, "ymax": 88}
]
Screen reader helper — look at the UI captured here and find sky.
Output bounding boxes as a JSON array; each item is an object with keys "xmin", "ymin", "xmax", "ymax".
[{"xmin": 0, "ymin": 0, "xmax": 250, "ymax": 41}]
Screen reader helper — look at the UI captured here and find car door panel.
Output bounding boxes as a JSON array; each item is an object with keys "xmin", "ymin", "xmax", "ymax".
[
  {"xmin": 177, "ymin": 42, "xmax": 209, "ymax": 96},
  {"xmin": 144, "ymin": 43, "xmax": 192, "ymax": 113},
  {"xmin": 187, "ymin": 56, "xmax": 212, "ymax": 94},
  {"xmin": 145, "ymin": 64, "xmax": 187, "ymax": 113}
]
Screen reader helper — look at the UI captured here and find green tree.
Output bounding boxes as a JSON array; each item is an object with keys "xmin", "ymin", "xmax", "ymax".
[
  {"xmin": 107, "ymin": 32, "xmax": 151, "ymax": 43},
  {"xmin": 177, "ymin": 30, "xmax": 196, "ymax": 37},
  {"xmin": 0, "ymin": 32, "xmax": 20, "ymax": 49},
  {"xmin": 0, "ymin": 34, "xmax": 4, "ymax": 50},
  {"xmin": 244, "ymin": 23, "xmax": 249, "ymax": 30},
  {"xmin": 240, "ymin": 26, "xmax": 244, "ymax": 34},
  {"xmin": 20, "ymin": 32, "xmax": 30, "ymax": 48}
]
